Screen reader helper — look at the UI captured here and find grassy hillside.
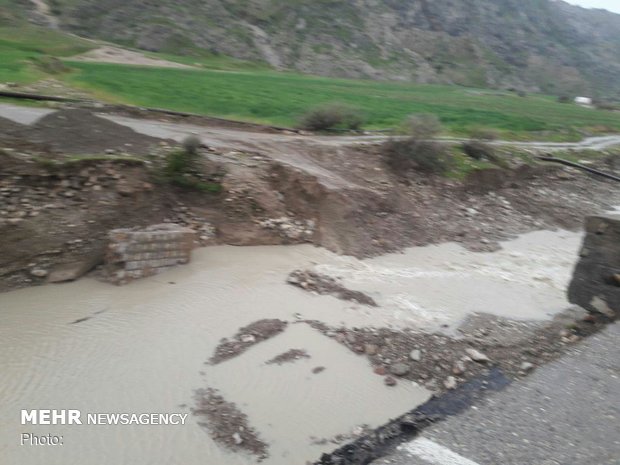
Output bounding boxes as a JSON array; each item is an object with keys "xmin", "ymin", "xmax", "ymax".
[
  {"xmin": 0, "ymin": 23, "xmax": 93, "ymax": 83},
  {"xmin": 0, "ymin": 21, "xmax": 619, "ymax": 139},
  {"xmin": 62, "ymin": 60, "xmax": 620, "ymax": 137},
  {"xmin": 35, "ymin": 0, "xmax": 620, "ymax": 97}
]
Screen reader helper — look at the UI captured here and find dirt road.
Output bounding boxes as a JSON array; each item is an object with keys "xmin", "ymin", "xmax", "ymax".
[{"xmin": 2, "ymin": 103, "xmax": 620, "ymax": 154}]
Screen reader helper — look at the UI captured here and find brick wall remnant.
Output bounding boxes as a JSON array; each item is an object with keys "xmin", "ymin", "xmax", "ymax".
[{"xmin": 105, "ymin": 223, "xmax": 196, "ymax": 285}]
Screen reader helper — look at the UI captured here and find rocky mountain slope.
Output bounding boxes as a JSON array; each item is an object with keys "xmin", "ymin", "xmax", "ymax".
[{"xmin": 11, "ymin": 0, "xmax": 620, "ymax": 96}]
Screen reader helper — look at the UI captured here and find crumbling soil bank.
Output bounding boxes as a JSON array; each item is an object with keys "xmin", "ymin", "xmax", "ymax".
[{"xmin": 2, "ymin": 108, "xmax": 620, "ymax": 295}]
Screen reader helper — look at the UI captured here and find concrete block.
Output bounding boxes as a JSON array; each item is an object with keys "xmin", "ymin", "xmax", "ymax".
[{"xmin": 568, "ymin": 214, "xmax": 620, "ymax": 317}]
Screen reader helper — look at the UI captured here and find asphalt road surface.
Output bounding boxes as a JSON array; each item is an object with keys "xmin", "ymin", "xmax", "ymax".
[{"xmin": 372, "ymin": 323, "xmax": 620, "ymax": 465}]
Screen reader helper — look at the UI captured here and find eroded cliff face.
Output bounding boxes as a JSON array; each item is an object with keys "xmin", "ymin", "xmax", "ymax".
[
  {"xmin": 18, "ymin": 0, "xmax": 620, "ymax": 96},
  {"xmin": 569, "ymin": 214, "xmax": 620, "ymax": 318}
]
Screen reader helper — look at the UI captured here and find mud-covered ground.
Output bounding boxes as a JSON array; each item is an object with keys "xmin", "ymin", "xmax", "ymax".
[
  {"xmin": 190, "ymin": 303, "xmax": 616, "ymax": 461},
  {"xmin": 2, "ymin": 104, "xmax": 619, "ymax": 465}
]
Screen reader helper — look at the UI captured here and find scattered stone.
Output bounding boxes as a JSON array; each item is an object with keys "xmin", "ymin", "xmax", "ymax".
[
  {"xmin": 373, "ymin": 366, "xmax": 387, "ymax": 376},
  {"xmin": 589, "ymin": 296, "xmax": 615, "ymax": 318},
  {"xmin": 520, "ymin": 362, "xmax": 535, "ymax": 372},
  {"xmin": 210, "ymin": 319, "xmax": 288, "ymax": 364},
  {"xmin": 384, "ymin": 376, "xmax": 397, "ymax": 387},
  {"xmin": 444, "ymin": 376, "xmax": 457, "ymax": 390},
  {"xmin": 582, "ymin": 314, "xmax": 597, "ymax": 323},
  {"xmin": 30, "ymin": 268, "xmax": 48, "ymax": 278},
  {"xmin": 47, "ymin": 254, "xmax": 103, "ymax": 283},
  {"xmin": 365, "ymin": 344, "xmax": 379, "ymax": 355},
  {"xmin": 312, "ymin": 366, "xmax": 325, "ymax": 374},
  {"xmin": 259, "ymin": 217, "xmax": 315, "ymax": 241},
  {"xmin": 266, "ymin": 349, "xmax": 309, "ymax": 365},
  {"xmin": 389, "ymin": 363, "xmax": 410, "ymax": 377},
  {"xmin": 192, "ymin": 388, "xmax": 267, "ymax": 460},
  {"xmin": 452, "ymin": 360, "xmax": 466, "ymax": 375},
  {"xmin": 409, "ymin": 349, "xmax": 422, "ymax": 362},
  {"xmin": 287, "ymin": 270, "xmax": 377, "ymax": 307},
  {"xmin": 465, "ymin": 348, "xmax": 490, "ymax": 363}
]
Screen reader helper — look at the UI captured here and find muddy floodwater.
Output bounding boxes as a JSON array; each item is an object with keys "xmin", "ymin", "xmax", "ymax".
[{"xmin": 0, "ymin": 229, "xmax": 582, "ymax": 464}]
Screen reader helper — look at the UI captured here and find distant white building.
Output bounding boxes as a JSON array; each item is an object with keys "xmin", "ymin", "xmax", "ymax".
[{"xmin": 574, "ymin": 96, "xmax": 593, "ymax": 106}]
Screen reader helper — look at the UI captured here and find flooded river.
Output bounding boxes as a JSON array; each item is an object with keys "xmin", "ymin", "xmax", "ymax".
[{"xmin": 0, "ymin": 230, "xmax": 582, "ymax": 464}]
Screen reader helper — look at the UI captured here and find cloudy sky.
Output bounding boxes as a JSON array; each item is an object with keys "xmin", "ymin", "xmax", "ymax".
[{"xmin": 563, "ymin": 0, "xmax": 620, "ymax": 14}]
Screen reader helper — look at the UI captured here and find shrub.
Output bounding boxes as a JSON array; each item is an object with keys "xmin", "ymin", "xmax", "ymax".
[
  {"xmin": 160, "ymin": 143, "xmax": 222, "ymax": 192},
  {"xmin": 462, "ymin": 140, "xmax": 497, "ymax": 161},
  {"xmin": 462, "ymin": 141, "xmax": 508, "ymax": 168},
  {"xmin": 33, "ymin": 56, "xmax": 69, "ymax": 75},
  {"xmin": 468, "ymin": 126, "xmax": 499, "ymax": 141},
  {"xmin": 164, "ymin": 148, "xmax": 198, "ymax": 177},
  {"xmin": 383, "ymin": 138, "xmax": 452, "ymax": 175},
  {"xmin": 400, "ymin": 113, "xmax": 442, "ymax": 138},
  {"xmin": 595, "ymin": 101, "xmax": 619, "ymax": 111},
  {"xmin": 558, "ymin": 95, "xmax": 571, "ymax": 104},
  {"xmin": 182, "ymin": 135, "xmax": 202, "ymax": 155},
  {"xmin": 298, "ymin": 103, "xmax": 365, "ymax": 131}
]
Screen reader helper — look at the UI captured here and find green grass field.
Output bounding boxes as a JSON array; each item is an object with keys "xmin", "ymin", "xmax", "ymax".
[
  {"xmin": 1, "ymin": 22, "xmax": 619, "ymax": 139},
  {"xmin": 62, "ymin": 61, "xmax": 620, "ymax": 137},
  {"xmin": 0, "ymin": 24, "xmax": 93, "ymax": 83}
]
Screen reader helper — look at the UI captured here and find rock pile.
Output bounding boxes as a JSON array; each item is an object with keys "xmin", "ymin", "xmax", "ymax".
[
  {"xmin": 287, "ymin": 269, "xmax": 377, "ymax": 306},
  {"xmin": 259, "ymin": 216, "xmax": 315, "ymax": 241}
]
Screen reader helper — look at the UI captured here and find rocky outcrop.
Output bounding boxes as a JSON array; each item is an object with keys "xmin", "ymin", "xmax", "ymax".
[
  {"xmin": 33, "ymin": 0, "xmax": 620, "ymax": 96},
  {"xmin": 568, "ymin": 214, "xmax": 620, "ymax": 318}
]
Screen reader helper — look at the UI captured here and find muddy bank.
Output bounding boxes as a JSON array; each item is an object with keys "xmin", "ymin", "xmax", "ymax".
[
  {"xmin": 2, "ymin": 107, "xmax": 620, "ymax": 293},
  {"xmin": 209, "ymin": 319, "xmax": 289, "ymax": 365},
  {"xmin": 266, "ymin": 349, "xmax": 310, "ymax": 365},
  {"xmin": 306, "ymin": 304, "xmax": 615, "ymax": 395},
  {"xmin": 193, "ymin": 388, "xmax": 269, "ymax": 460}
]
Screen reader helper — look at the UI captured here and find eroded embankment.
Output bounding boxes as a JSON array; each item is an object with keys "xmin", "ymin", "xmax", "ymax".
[{"xmin": 2, "ymin": 107, "xmax": 620, "ymax": 292}]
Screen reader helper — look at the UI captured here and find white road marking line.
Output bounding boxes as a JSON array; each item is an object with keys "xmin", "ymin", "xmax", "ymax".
[{"xmin": 401, "ymin": 437, "xmax": 482, "ymax": 465}]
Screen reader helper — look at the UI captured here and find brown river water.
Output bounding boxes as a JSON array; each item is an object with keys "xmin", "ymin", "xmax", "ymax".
[{"xmin": 0, "ymin": 230, "xmax": 582, "ymax": 464}]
